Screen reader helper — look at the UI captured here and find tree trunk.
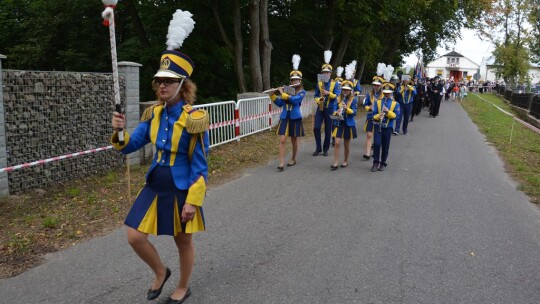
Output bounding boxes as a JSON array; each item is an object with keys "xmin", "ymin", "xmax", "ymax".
[
  {"xmin": 206, "ymin": 0, "xmax": 246, "ymax": 92},
  {"xmin": 357, "ymin": 57, "xmax": 366, "ymax": 83},
  {"xmin": 233, "ymin": 0, "xmax": 247, "ymax": 92},
  {"xmin": 333, "ymin": 31, "xmax": 350, "ymax": 70},
  {"xmin": 260, "ymin": 0, "xmax": 272, "ymax": 90},
  {"xmin": 249, "ymin": 0, "xmax": 263, "ymax": 92},
  {"xmin": 123, "ymin": 0, "xmax": 150, "ymax": 48},
  {"xmin": 323, "ymin": 0, "xmax": 337, "ymax": 50},
  {"xmin": 207, "ymin": 0, "xmax": 233, "ymax": 47},
  {"xmin": 381, "ymin": 26, "xmax": 405, "ymax": 64}
]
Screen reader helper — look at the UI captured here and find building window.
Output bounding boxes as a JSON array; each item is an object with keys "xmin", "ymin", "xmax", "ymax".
[
  {"xmin": 436, "ymin": 69, "xmax": 443, "ymax": 76},
  {"xmin": 456, "ymin": 58, "xmax": 460, "ymax": 64},
  {"xmin": 451, "ymin": 58, "xmax": 455, "ymax": 64},
  {"xmin": 447, "ymin": 58, "xmax": 450, "ymax": 64},
  {"xmin": 463, "ymin": 71, "xmax": 468, "ymax": 77}
]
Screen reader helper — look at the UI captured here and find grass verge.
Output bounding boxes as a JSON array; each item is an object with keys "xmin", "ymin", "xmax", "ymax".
[
  {"xmin": 0, "ymin": 116, "xmax": 314, "ymax": 279},
  {"xmin": 461, "ymin": 93, "xmax": 540, "ymax": 204}
]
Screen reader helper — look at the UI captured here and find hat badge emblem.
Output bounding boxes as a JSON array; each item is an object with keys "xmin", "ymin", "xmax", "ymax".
[{"xmin": 160, "ymin": 58, "xmax": 171, "ymax": 69}]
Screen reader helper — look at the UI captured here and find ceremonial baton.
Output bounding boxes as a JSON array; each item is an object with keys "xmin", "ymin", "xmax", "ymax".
[
  {"xmin": 102, "ymin": 0, "xmax": 131, "ymax": 203},
  {"xmin": 102, "ymin": 0, "xmax": 123, "ymax": 145}
]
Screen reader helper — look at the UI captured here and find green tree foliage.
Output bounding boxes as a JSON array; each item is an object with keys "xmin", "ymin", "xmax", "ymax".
[
  {"xmin": 0, "ymin": 0, "xmax": 489, "ymax": 101},
  {"xmin": 528, "ymin": 0, "xmax": 540, "ymax": 63},
  {"xmin": 493, "ymin": 42, "xmax": 530, "ymax": 83},
  {"xmin": 477, "ymin": 0, "xmax": 534, "ymax": 83},
  {"xmin": 0, "ymin": 0, "xmax": 110, "ymax": 71}
]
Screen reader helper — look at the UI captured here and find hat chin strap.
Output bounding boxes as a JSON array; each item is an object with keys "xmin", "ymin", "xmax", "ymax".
[{"xmin": 165, "ymin": 78, "xmax": 185, "ymax": 104}]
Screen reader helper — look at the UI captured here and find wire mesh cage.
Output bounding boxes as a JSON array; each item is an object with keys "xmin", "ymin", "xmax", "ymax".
[{"xmin": 2, "ymin": 70, "xmax": 125, "ymax": 193}]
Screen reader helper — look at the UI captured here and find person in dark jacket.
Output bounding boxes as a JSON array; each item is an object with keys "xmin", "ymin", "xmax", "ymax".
[{"xmin": 430, "ymin": 76, "xmax": 444, "ymax": 117}]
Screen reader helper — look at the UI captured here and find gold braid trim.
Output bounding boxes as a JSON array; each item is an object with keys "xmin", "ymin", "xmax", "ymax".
[
  {"xmin": 140, "ymin": 102, "xmax": 163, "ymax": 122},
  {"xmin": 188, "ymin": 134, "xmax": 208, "ymax": 162},
  {"xmin": 183, "ymin": 105, "xmax": 210, "ymax": 134}
]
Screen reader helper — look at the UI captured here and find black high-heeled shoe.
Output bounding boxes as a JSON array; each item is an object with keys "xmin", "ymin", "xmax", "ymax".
[{"xmin": 147, "ymin": 267, "xmax": 171, "ymax": 300}]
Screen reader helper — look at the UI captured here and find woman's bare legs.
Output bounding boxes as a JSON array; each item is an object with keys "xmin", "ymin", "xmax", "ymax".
[
  {"xmin": 290, "ymin": 137, "xmax": 298, "ymax": 164},
  {"xmin": 169, "ymin": 232, "xmax": 194, "ymax": 300},
  {"xmin": 333, "ymin": 137, "xmax": 341, "ymax": 167},
  {"xmin": 365, "ymin": 131, "xmax": 373, "ymax": 157},
  {"xmin": 127, "ymin": 227, "xmax": 167, "ymax": 290},
  {"xmin": 343, "ymin": 139, "xmax": 350, "ymax": 166},
  {"xmin": 278, "ymin": 135, "xmax": 287, "ymax": 167}
]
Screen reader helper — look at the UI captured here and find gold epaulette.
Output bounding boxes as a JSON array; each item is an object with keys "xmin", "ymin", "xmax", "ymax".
[
  {"xmin": 140, "ymin": 104, "xmax": 160, "ymax": 122},
  {"xmin": 183, "ymin": 104, "xmax": 210, "ymax": 134}
]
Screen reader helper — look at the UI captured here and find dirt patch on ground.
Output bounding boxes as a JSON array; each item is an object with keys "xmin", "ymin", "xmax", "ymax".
[{"xmin": 0, "ymin": 117, "xmax": 314, "ymax": 279}]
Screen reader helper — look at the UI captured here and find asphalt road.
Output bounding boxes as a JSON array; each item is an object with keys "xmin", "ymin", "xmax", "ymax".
[{"xmin": 2, "ymin": 99, "xmax": 540, "ymax": 304}]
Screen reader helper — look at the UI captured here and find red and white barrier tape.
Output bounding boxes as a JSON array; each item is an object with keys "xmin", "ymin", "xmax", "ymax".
[
  {"xmin": 1, "ymin": 98, "xmax": 319, "ymax": 173},
  {"xmin": 472, "ymin": 93, "xmax": 540, "ymax": 135},
  {"xmin": 0, "ymin": 146, "xmax": 114, "ymax": 173}
]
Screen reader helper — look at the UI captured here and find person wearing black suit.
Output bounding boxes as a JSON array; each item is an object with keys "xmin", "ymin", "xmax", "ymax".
[
  {"xmin": 430, "ymin": 76, "xmax": 444, "ymax": 117},
  {"xmin": 411, "ymin": 78, "xmax": 424, "ymax": 121}
]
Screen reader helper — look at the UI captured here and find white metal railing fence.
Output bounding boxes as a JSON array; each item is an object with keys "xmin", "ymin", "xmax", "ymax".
[
  {"xmin": 237, "ymin": 96, "xmax": 272, "ymax": 138},
  {"xmin": 193, "ymin": 100, "xmax": 236, "ymax": 147}
]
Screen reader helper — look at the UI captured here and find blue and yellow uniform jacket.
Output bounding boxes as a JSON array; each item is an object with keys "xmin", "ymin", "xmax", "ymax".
[
  {"xmin": 373, "ymin": 97, "xmax": 401, "ymax": 130},
  {"xmin": 314, "ymin": 80, "xmax": 341, "ymax": 114},
  {"xmin": 271, "ymin": 89, "xmax": 306, "ymax": 120},
  {"xmin": 396, "ymin": 84, "xmax": 417, "ymax": 104},
  {"xmin": 363, "ymin": 90, "xmax": 382, "ymax": 120},
  {"xmin": 333, "ymin": 95, "xmax": 358, "ymax": 127},
  {"xmin": 111, "ymin": 101, "xmax": 209, "ymax": 207},
  {"xmin": 353, "ymin": 80, "xmax": 362, "ymax": 95}
]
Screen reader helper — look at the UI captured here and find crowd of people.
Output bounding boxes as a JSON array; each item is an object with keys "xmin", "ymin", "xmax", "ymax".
[
  {"xmin": 108, "ymin": 8, "xmax": 478, "ymax": 302},
  {"xmin": 270, "ymin": 51, "xmax": 475, "ymax": 174}
]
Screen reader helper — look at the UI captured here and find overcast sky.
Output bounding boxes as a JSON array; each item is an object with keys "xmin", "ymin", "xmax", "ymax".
[{"xmin": 404, "ymin": 28, "xmax": 494, "ymax": 68}]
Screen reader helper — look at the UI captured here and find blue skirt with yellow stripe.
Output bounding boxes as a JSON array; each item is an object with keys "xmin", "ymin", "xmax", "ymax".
[
  {"xmin": 124, "ymin": 166, "xmax": 205, "ymax": 236},
  {"xmin": 363, "ymin": 119, "xmax": 374, "ymax": 132},
  {"xmin": 332, "ymin": 120, "xmax": 357, "ymax": 140},
  {"xmin": 276, "ymin": 115, "xmax": 305, "ymax": 137}
]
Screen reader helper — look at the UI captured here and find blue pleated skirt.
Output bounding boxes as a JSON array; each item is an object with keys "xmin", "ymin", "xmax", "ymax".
[
  {"xmin": 124, "ymin": 166, "xmax": 205, "ymax": 236},
  {"xmin": 363, "ymin": 119, "xmax": 374, "ymax": 132},
  {"xmin": 332, "ymin": 120, "xmax": 357, "ymax": 139},
  {"xmin": 276, "ymin": 114, "xmax": 305, "ymax": 137}
]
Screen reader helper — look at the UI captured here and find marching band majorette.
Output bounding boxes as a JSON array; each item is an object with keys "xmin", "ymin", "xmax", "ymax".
[
  {"xmin": 395, "ymin": 78, "xmax": 417, "ymax": 134},
  {"xmin": 270, "ymin": 54, "xmax": 306, "ymax": 171},
  {"xmin": 111, "ymin": 10, "xmax": 207, "ymax": 304},
  {"xmin": 371, "ymin": 71, "xmax": 401, "ymax": 172},
  {"xmin": 362, "ymin": 63, "xmax": 385, "ymax": 160},
  {"xmin": 331, "ymin": 66, "xmax": 344, "ymax": 148},
  {"xmin": 313, "ymin": 50, "xmax": 341, "ymax": 156},
  {"xmin": 330, "ymin": 63, "xmax": 358, "ymax": 170}
]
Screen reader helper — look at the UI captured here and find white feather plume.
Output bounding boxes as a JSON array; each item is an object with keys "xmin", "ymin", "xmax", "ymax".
[
  {"xmin": 292, "ymin": 54, "xmax": 301, "ymax": 70},
  {"xmin": 383, "ymin": 65, "xmax": 394, "ymax": 82},
  {"xmin": 324, "ymin": 50, "xmax": 332, "ymax": 64},
  {"xmin": 166, "ymin": 10, "xmax": 196, "ymax": 51},
  {"xmin": 376, "ymin": 63, "xmax": 386, "ymax": 76},
  {"xmin": 102, "ymin": 0, "xmax": 118, "ymax": 5},
  {"xmin": 345, "ymin": 60, "xmax": 357, "ymax": 80},
  {"xmin": 336, "ymin": 66, "xmax": 344, "ymax": 77}
]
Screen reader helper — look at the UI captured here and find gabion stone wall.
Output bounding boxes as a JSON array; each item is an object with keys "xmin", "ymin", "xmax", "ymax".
[{"xmin": 2, "ymin": 70, "xmax": 125, "ymax": 193}]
